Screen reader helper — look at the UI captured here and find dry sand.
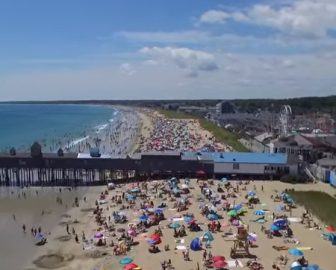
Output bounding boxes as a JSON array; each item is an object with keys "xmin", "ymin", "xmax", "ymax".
[{"xmin": 21, "ymin": 180, "xmax": 335, "ymax": 270}]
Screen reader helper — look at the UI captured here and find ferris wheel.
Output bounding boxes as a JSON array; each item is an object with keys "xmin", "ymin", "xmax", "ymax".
[{"xmin": 279, "ymin": 105, "xmax": 292, "ymax": 137}]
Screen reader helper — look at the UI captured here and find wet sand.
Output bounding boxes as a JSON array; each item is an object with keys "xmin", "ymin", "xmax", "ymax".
[{"xmin": 0, "ymin": 187, "xmax": 88, "ymax": 270}]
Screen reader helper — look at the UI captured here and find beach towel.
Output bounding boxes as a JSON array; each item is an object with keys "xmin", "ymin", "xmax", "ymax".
[
  {"xmin": 175, "ymin": 245, "xmax": 187, "ymax": 250},
  {"xmin": 297, "ymin": 247, "xmax": 313, "ymax": 251},
  {"xmin": 172, "ymin": 217, "xmax": 184, "ymax": 222},
  {"xmin": 227, "ymin": 260, "xmax": 243, "ymax": 268},
  {"xmin": 288, "ymin": 217, "xmax": 302, "ymax": 223}
]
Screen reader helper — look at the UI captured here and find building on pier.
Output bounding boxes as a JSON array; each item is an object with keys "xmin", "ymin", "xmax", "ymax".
[{"xmin": 0, "ymin": 143, "xmax": 299, "ymax": 186}]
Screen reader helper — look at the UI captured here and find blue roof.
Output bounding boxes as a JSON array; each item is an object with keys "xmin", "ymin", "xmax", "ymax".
[
  {"xmin": 182, "ymin": 151, "xmax": 288, "ymax": 164},
  {"xmin": 211, "ymin": 152, "xmax": 287, "ymax": 164}
]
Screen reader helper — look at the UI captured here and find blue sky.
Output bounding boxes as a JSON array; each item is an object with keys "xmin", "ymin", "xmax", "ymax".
[{"xmin": 1, "ymin": 0, "xmax": 336, "ymax": 100}]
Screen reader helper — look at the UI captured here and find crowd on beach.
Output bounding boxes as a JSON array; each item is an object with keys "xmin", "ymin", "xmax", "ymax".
[
  {"xmin": 20, "ymin": 178, "xmax": 329, "ymax": 270},
  {"xmin": 136, "ymin": 113, "xmax": 230, "ymax": 153}
]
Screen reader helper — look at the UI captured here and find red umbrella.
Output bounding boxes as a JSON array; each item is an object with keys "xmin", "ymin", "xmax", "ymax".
[
  {"xmin": 326, "ymin": 226, "xmax": 336, "ymax": 232},
  {"xmin": 213, "ymin": 256, "xmax": 226, "ymax": 262},
  {"xmin": 124, "ymin": 263, "xmax": 138, "ymax": 270},
  {"xmin": 213, "ymin": 260, "xmax": 227, "ymax": 269}
]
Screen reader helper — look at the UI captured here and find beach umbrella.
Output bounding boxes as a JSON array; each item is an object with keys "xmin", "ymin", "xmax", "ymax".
[
  {"xmin": 326, "ymin": 225, "xmax": 336, "ymax": 232},
  {"xmin": 288, "ymin": 248, "xmax": 304, "ymax": 256},
  {"xmin": 290, "ymin": 261, "xmax": 302, "ymax": 270},
  {"xmin": 202, "ymin": 231, "xmax": 214, "ymax": 242},
  {"xmin": 212, "ymin": 256, "xmax": 225, "ymax": 262},
  {"xmin": 94, "ymin": 232, "xmax": 104, "ymax": 239},
  {"xmin": 306, "ymin": 264, "xmax": 320, "ymax": 270},
  {"xmin": 184, "ymin": 216, "xmax": 193, "ymax": 224},
  {"xmin": 270, "ymin": 224, "xmax": 280, "ymax": 231},
  {"xmin": 207, "ymin": 213, "xmax": 218, "ymax": 221},
  {"xmin": 120, "ymin": 257, "xmax": 133, "ymax": 265},
  {"xmin": 139, "ymin": 215, "xmax": 148, "ymax": 222},
  {"xmin": 128, "ymin": 229, "xmax": 136, "ymax": 237},
  {"xmin": 247, "ymin": 233, "xmax": 257, "ymax": 242},
  {"xmin": 247, "ymin": 191, "xmax": 256, "ymax": 197},
  {"xmin": 154, "ymin": 209, "xmax": 163, "ymax": 214},
  {"xmin": 276, "ymin": 205, "xmax": 285, "ymax": 212},
  {"xmin": 147, "ymin": 239, "xmax": 157, "ymax": 246},
  {"xmin": 233, "ymin": 203, "xmax": 243, "ymax": 211},
  {"xmin": 124, "ymin": 263, "xmax": 138, "ymax": 270},
  {"xmin": 254, "ymin": 210, "xmax": 265, "ymax": 216},
  {"xmin": 131, "ymin": 187, "xmax": 141, "ymax": 193},
  {"xmin": 169, "ymin": 222, "xmax": 181, "ymax": 229},
  {"xmin": 227, "ymin": 210, "xmax": 237, "ymax": 217},
  {"xmin": 213, "ymin": 260, "xmax": 228, "ymax": 269}
]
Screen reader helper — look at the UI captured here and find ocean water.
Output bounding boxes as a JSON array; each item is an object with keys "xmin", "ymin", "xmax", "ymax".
[{"xmin": 0, "ymin": 104, "xmax": 118, "ymax": 152}]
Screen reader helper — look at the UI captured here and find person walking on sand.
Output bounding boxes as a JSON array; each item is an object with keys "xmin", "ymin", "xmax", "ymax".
[
  {"xmin": 22, "ymin": 224, "xmax": 26, "ymax": 233},
  {"xmin": 66, "ymin": 224, "xmax": 69, "ymax": 234},
  {"xmin": 12, "ymin": 214, "xmax": 15, "ymax": 221}
]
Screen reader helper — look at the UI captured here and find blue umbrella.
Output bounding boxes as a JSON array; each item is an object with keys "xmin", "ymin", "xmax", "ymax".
[
  {"xmin": 288, "ymin": 248, "xmax": 304, "ymax": 256},
  {"xmin": 255, "ymin": 210, "xmax": 265, "ymax": 216},
  {"xmin": 233, "ymin": 204, "xmax": 243, "ymax": 211},
  {"xmin": 147, "ymin": 239, "xmax": 157, "ymax": 245},
  {"xmin": 120, "ymin": 257, "xmax": 133, "ymax": 265},
  {"xmin": 184, "ymin": 216, "xmax": 193, "ymax": 224},
  {"xmin": 169, "ymin": 222, "xmax": 181, "ymax": 229},
  {"xmin": 247, "ymin": 191, "xmax": 256, "ymax": 197},
  {"xmin": 271, "ymin": 224, "xmax": 280, "ymax": 231},
  {"xmin": 276, "ymin": 205, "xmax": 285, "ymax": 212},
  {"xmin": 154, "ymin": 208, "xmax": 163, "ymax": 214},
  {"xmin": 306, "ymin": 265, "xmax": 320, "ymax": 270},
  {"xmin": 207, "ymin": 213, "xmax": 218, "ymax": 221},
  {"xmin": 139, "ymin": 215, "xmax": 148, "ymax": 222}
]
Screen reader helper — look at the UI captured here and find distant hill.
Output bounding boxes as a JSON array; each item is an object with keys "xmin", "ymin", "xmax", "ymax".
[{"xmin": 1, "ymin": 95, "xmax": 335, "ymax": 115}]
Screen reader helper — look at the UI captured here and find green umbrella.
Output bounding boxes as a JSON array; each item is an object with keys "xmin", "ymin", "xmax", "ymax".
[{"xmin": 227, "ymin": 210, "xmax": 237, "ymax": 217}]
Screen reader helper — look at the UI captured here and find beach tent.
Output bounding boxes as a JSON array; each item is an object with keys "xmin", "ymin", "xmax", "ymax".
[
  {"xmin": 202, "ymin": 231, "xmax": 214, "ymax": 242},
  {"xmin": 290, "ymin": 261, "xmax": 302, "ymax": 270},
  {"xmin": 190, "ymin": 238, "xmax": 202, "ymax": 251}
]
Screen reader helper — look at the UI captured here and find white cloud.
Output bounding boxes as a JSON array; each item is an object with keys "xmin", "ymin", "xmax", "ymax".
[
  {"xmin": 200, "ymin": 10, "xmax": 230, "ymax": 23},
  {"xmin": 140, "ymin": 46, "xmax": 219, "ymax": 77},
  {"xmin": 200, "ymin": 0, "xmax": 336, "ymax": 38},
  {"xmin": 119, "ymin": 63, "xmax": 136, "ymax": 75}
]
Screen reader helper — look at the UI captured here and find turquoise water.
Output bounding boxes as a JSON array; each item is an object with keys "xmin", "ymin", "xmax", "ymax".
[{"xmin": 0, "ymin": 104, "xmax": 117, "ymax": 151}]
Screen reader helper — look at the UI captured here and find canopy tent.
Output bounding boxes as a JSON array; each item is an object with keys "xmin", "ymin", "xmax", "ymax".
[{"xmin": 190, "ymin": 238, "xmax": 202, "ymax": 251}]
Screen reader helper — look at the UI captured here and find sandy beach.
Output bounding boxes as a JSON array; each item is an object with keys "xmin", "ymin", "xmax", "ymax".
[{"xmin": 13, "ymin": 180, "xmax": 333, "ymax": 270}]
